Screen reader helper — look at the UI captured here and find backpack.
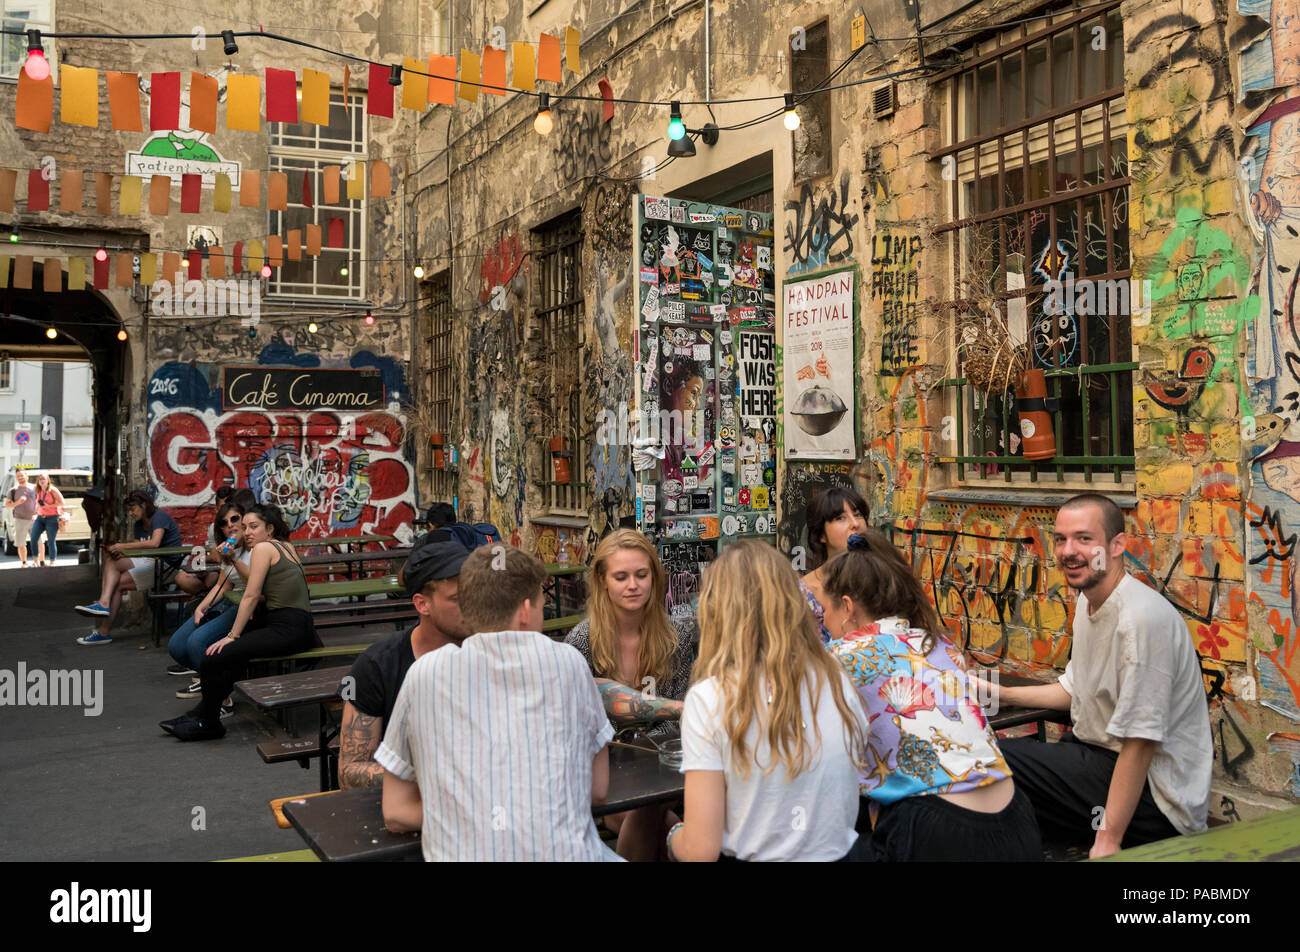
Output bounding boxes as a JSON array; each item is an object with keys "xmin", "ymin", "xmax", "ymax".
[{"xmin": 445, "ymin": 521, "xmax": 503, "ymax": 551}]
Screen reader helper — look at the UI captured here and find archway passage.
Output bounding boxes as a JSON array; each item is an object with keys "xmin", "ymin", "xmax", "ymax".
[{"xmin": 0, "ymin": 276, "xmax": 131, "ymax": 546}]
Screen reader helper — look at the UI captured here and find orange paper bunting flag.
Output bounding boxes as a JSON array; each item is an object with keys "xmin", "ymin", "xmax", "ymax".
[
  {"xmin": 322, "ymin": 165, "xmax": 340, "ymax": 204},
  {"xmin": 44, "ymin": 258, "xmax": 61, "ymax": 293},
  {"xmin": 481, "ymin": 45, "xmax": 506, "ymax": 95},
  {"xmin": 95, "ymin": 173, "xmax": 112, "ymax": 215},
  {"xmin": 26, "ymin": 170, "xmax": 49, "ymax": 211},
  {"xmin": 13, "ymin": 255, "xmax": 33, "ymax": 289},
  {"xmin": 209, "ymin": 249, "xmax": 226, "ymax": 279},
  {"xmin": 119, "ymin": 175, "xmax": 142, "ymax": 215},
  {"xmin": 107, "ymin": 72, "xmax": 142, "ymax": 131},
  {"xmin": 512, "ymin": 42, "xmax": 536, "ymax": 91},
  {"xmin": 149, "ymin": 174, "xmax": 171, "ymax": 216},
  {"xmin": 537, "ymin": 34, "xmax": 562, "ymax": 83},
  {"xmin": 115, "ymin": 253, "xmax": 134, "ymax": 288},
  {"xmin": 268, "ymin": 235, "xmax": 283, "ymax": 268},
  {"xmin": 428, "ymin": 55, "xmax": 455, "ymax": 105},
  {"xmin": 60, "ymin": 65, "xmax": 99, "ymax": 127},
  {"xmin": 370, "ymin": 160, "xmax": 391, "ymax": 198},
  {"xmin": 60, "ymin": 170, "xmax": 83, "ymax": 213},
  {"xmin": 240, "ymin": 170, "xmax": 260, "ymax": 208},
  {"xmin": 189, "ymin": 72, "xmax": 218, "ymax": 134},
  {"xmin": 162, "ymin": 252, "xmax": 182, "ymax": 282},
  {"xmin": 459, "ymin": 50, "xmax": 481, "ymax": 103},
  {"xmin": 68, "ymin": 256, "xmax": 86, "ymax": 291},
  {"xmin": 301, "ymin": 69, "xmax": 330, "ymax": 125},
  {"xmin": 287, "ymin": 229, "xmax": 302, "ymax": 261},
  {"xmin": 15, "ymin": 70, "xmax": 53, "ymax": 133},
  {"xmin": 226, "ymin": 74, "xmax": 260, "ymax": 131},
  {"xmin": 0, "ymin": 170, "xmax": 16, "ymax": 213},
  {"xmin": 401, "ymin": 57, "xmax": 425, "ymax": 111},
  {"xmin": 306, "ymin": 224, "xmax": 322, "ymax": 255},
  {"xmin": 268, "ymin": 171, "xmax": 288, "ymax": 211},
  {"xmin": 342, "ymin": 66, "xmax": 350, "ymax": 111}
]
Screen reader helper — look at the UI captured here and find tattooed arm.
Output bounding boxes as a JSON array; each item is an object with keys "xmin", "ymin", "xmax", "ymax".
[
  {"xmin": 338, "ymin": 701, "xmax": 385, "ymax": 789},
  {"xmin": 596, "ymin": 678, "xmax": 684, "ymax": 725}
]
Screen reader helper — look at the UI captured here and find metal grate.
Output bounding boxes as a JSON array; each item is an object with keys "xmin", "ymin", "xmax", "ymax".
[
  {"xmin": 533, "ymin": 211, "xmax": 588, "ymax": 514},
  {"xmin": 423, "ymin": 271, "xmax": 454, "ymax": 502},
  {"xmin": 931, "ymin": 2, "xmax": 1135, "ymax": 484}
]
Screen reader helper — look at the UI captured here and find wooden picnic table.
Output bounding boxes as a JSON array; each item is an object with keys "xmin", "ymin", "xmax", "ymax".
[
  {"xmin": 297, "ymin": 548, "xmax": 412, "ymax": 581},
  {"xmin": 234, "ymin": 665, "xmax": 353, "ymax": 791},
  {"xmin": 280, "ymin": 743, "xmax": 683, "ymax": 861},
  {"xmin": 131, "ymin": 534, "xmax": 398, "ymax": 592},
  {"xmin": 225, "ymin": 575, "xmax": 405, "ymax": 604},
  {"xmin": 1098, "ymin": 804, "xmax": 1300, "ymax": 861}
]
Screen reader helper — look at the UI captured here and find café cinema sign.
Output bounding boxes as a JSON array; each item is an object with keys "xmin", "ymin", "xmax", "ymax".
[{"xmin": 221, "ymin": 367, "xmax": 386, "ymax": 411}]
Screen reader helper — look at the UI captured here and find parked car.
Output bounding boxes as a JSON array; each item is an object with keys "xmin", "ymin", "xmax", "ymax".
[{"xmin": 0, "ymin": 467, "xmax": 94, "ymax": 555}]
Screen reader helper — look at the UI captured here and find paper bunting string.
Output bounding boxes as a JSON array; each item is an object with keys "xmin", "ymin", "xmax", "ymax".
[
  {"xmin": 60, "ymin": 170, "xmax": 83, "ymax": 213},
  {"xmin": 367, "ymin": 63, "xmax": 393, "ymax": 118},
  {"xmin": 232, "ymin": 242, "xmax": 243, "ymax": 274},
  {"xmin": 226, "ymin": 74, "xmax": 260, "ymax": 131},
  {"xmin": 119, "ymin": 175, "xmax": 142, "ymax": 215},
  {"xmin": 181, "ymin": 173, "xmax": 201, "ymax": 213},
  {"xmin": 27, "ymin": 170, "xmax": 49, "ymax": 211},
  {"xmin": 44, "ymin": 258, "xmax": 61, "ymax": 293},
  {"xmin": 15, "ymin": 70, "xmax": 52, "ymax": 133},
  {"xmin": 537, "ymin": 34, "xmax": 562, "ymax": 83},
  {"xmin": 266, "ymin": 68, "xmax": 299, "ymax": 123},
  {"xmin": 512, "ymin": 42, "xmax": 536, "ymax": 91},
  {"xmin": 599, "ymin": 78, "xmax": 615, "ymax": 122},
  {"xmin": 458, "ymin": 50, "xmax": 481, "ymax": 103},
  {"xmin": 481, "ymin": 45, "xmax": 507, "ymax": 95},
  {"xmin": 60, "ymin": 65, "xmax": 99, "ymax": 127},
  {"xmin": 107, "ymin": 72, "xmax": 142, "ymax": 131},
  {"xmin": 150, "ymin": 72, "xmax": 181, "ymax": 131},
  {"xmin": 428, "ymin": 55, "xmax": 455, "ymax": 105},
  {"xmin": 341, "ymin": 66, "xmax": 351, "ymax": 111},
  {"xmin": 189, "ymin": 72, "xmax": 218, "ymax": 134},
  {"xmin": 302, "ymin": 69, "xmax": 330, "ymax": 125}
]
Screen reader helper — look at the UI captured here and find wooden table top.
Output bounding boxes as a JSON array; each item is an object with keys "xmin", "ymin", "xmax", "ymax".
[
  {"xmin": 134, "ymin": 535, "xmax": 397, "ymax": 559},
  {"xmin": 1099, "ymin": 805, "xmax": 1300, "ymax": 862},
  {"xmin": 227, "ymin": 575, "xmax": 405, "ymax": 603},
  {"xmin": 298, "ymin": 548, "xmax": 411, "ymax": 567},
  {"xmin": 233, "ymin": 665, "xmax": 352, "ymax": 710}
]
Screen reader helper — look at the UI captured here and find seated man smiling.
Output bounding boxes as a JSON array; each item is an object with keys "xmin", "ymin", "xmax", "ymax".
[{"xmin": 377, "ymin": 543, "xmax": 620, "ymax": 861}]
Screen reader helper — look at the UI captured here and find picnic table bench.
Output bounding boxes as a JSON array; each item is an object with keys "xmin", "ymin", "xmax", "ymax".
[
  {"xmin": 1097, "ymin": 804, "xmax": 1300, "ymax": 862},
  {"xmin": 235, "ymin": 665, "xmax": 354, "ymax": 790}
]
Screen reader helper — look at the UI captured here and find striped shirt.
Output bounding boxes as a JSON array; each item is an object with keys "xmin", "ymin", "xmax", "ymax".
[{"xmin": 376, "ymin": 629, "xmax": 621, "ymax": 862}]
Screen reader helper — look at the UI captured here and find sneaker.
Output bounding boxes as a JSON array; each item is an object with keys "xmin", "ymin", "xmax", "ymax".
[
  {"xmin": 166, "ymin": 663, "xmax": 197, "ymax": 677},
  {"xmin": 76, "ymin": 631, "xmax": 112, "ymax": 645},
  {"xmin": 219, "ymin": 701, "xmax": 235, "ymax": 719},
  {"xmin": 175, "ymin": 679, "xmax": 202, "ymax": 699},
  {"xmin": 172, "ymin": 717, "xmax": 226, "ymax": 742},
  {"xmin": 159, "ymin": 713, "xmax": 198, "ymax": 735},
  {"xmin": 75, "ymin": 602, "xmax": 111, "ymax": 617}
]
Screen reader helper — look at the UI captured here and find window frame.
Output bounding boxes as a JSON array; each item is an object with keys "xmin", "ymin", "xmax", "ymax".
[{"xmin": 1, "ymin": 0, "xmax": 53, "ymax": 82}]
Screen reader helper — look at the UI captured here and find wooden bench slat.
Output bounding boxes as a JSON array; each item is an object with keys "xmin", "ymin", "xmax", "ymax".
[
  {"xmin": 541, "ymin": 613, "xmax": 584, "ymax": 632},
  {"xmin": 315, "ymin": 611, "xmax": 416, "ymax": 630},
  {"xmin": 251, "ymin": 644, "xmax": 373, "ymax": 664},
  {"xmin": 257, "ymin": 735, "xmax": 340, "ymax": 764}
]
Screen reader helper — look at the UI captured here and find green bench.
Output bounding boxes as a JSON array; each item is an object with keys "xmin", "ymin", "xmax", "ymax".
[
  {"xmin": 1096, "ymin": 804, "xmax": 1300, "ymax": 862},
  {"xmin": 542, "ymin": 613, "xmax": 583, "ymax": 636},
  {"xmin": 216, "ymin": 849, "xmax": 319, "ymax": 862}
]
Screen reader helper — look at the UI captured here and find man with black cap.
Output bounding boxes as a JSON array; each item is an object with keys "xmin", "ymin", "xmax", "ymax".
[{"xmin": 338, "ymin": 538, "xmax": 471, "ymax": 789}]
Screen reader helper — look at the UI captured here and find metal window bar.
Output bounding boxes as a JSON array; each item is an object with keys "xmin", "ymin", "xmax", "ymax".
[
  {"xmin": 534, "ymin": 213, "xmax": 588, "ymax": 513},
  {"xmin": 424, "ymin": 271, "xmax": 454, "ymax": 501},
  {"xmin": 938, "ymin": 5, "xmax": 1134, "ymax": 484}
]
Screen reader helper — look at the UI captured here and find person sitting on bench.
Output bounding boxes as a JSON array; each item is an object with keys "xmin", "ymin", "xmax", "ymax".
[
  {"xmin": 338, "ymin": 538, "xmax": 470, "ymax": 789},
  {"xmin": 976, "ymin": 494, "xmax": 1212, "ymax": 857}
]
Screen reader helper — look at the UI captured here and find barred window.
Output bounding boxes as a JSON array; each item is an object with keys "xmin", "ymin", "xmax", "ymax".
[
  {"xmin": 0, "ymin": 359, "xmax": 12, "ymax": 391},
  {"xmin": 268, "ymin": 92, "xmax": 365, "ymax": 299},
  {"xmin": 1, "ymin": 0, "xmax": 51, "ymax": 80},
  {"xmin": 532, "ymin": 211, "xmax": 587, "ymax": 514},
  {"xmin": 933, "ymin": 2, "xmax": 1134, "ymax": 484},
  {"xmin": 424, "ymin": 270, "xmax": 455, "ymax": 502}
]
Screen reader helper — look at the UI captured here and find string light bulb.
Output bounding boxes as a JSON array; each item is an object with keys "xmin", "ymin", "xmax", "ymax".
[
  {"xmin": 260, "ymin": 264, "xmax": 272, "ymax": 278},
  {"xmin": 364, "ymin": 312, "xmax": 375, "ymax": 326},
  {"xmin": 9, "ymin": 228, "xmax": 18, "ymax": 243},
  {"xmin": 94, "ymin": 247, "xmax": 108, "ymax": 262},
  {"xmin": 117, "ymin": 329, "xmax": 128, "ymax": 341},
  {"xmin": 45, "ymin": 326, "xmax": 57, "ymax": 339},
  {"xmin": 783, "ymin": 94, "xmax": 800, "ymax": 131},
  {"xmin": 247, "ymin": 326, "xmax": 257, "ymax": 339},
  {"xmin": 221, "ymin": 30, "xmax": 238, "ymax": 56},
  {"xmin": 534, "ymin": 93, "xmax": 553, "ymax": 136},
  {"xmin": 24, "ymin": 31, "xmax": 49, "ymax": 82},
  {"xmin": 412, "ymin": 265, "xmax": 424, "ymax": 279},
  {"xmin": 307, "ymin": 322, "xmax": 318, "ymax": 334},
  {"xmin": 667, "ymin": 101, "xmax": 685, "ymax": 141},
  {"xmin": 339, "ymin": 265, "xmax": 349, "ymax": 276},
  {"xmin": 388, "ymin": 64, "xmax": 403, "ymax": 86}
]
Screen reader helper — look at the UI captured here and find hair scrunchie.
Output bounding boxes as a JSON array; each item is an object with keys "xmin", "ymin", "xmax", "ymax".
[{"xmin": 846, "ymin": 533, "xmax": 869, "ymax": 552}]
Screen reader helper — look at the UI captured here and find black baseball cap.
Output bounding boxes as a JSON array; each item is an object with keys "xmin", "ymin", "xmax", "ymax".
[{"xmin": 404, "ymin": 539, "xmax": 470, "ymax": 594}]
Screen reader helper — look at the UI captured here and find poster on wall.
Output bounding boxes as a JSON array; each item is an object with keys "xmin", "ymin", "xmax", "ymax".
[{"xmin": 782, "ymin": 268, "xmax": 856, "ymax": 460}]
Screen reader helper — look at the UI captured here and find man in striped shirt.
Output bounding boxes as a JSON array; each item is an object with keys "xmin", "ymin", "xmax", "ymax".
[{"xmin": 377, "ymin": 543, "xmax": 621, "ymax": 861}]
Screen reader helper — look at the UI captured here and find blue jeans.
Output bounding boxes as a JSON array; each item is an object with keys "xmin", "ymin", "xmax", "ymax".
[
  {"xmin": 168, "ymin": 603, "xmax": 239, "ymax": 671},
  {"xmin": 30, "ymin": 515, "xmax": 59, "ymax": 560}
]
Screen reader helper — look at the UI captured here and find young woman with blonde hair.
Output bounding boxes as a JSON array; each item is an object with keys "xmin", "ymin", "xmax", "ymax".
[
  {"xmin": 565, "ymin": 528, "xmax": 696, "ymax": 860},
  {"xmin": 668, "ymin": 540, "xmax": 870, "ymax": 862},
  {"xmin": 819, "ymin": 531, "xmax": 1042, "ymax": 861}
]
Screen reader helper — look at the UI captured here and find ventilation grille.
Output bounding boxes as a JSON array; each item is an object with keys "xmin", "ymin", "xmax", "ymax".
[{"xmin": 872, "ymin": 82, "xmax": 896, "ymax": 119}]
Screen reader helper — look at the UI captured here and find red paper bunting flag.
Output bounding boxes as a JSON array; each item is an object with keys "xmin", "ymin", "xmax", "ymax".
[
  {"xmin": 93, "ymin": 252, "xmax": 110, "ymax": 289},
  {"xmin": 26, "ymin": 170, "xmax": 50, "ymax": 211},
  {"xmin": 150, "ymin": 72, "xmax": 181, "ymax": 131},
  {"xmin": 265, "ymin": 68, "xmax": 299, "ymax": 123},
  {"xmin": 328, "ymin": 218, "xmax": 345, "ymax": 248},
  {"xmin": 598, "ymin": 77, "xmax": 615, "ymax": 122},
  {"xmin": 302, "ymin": 170, "xmax": 313, "ymax": 209},
  {"xmin": 180, "ymin": 173, "xmax": 201, "ymax": 213},
  {"xmin": 367, "ymin": 63, "xmax": 394, "ymax": 118},
  {"xmin": 187, "ymin": 250, "xmax": 203, "ymax": 280},
  {"xmin": 232, "ymin": 241, "xmax": 243, "ymax": 274}
]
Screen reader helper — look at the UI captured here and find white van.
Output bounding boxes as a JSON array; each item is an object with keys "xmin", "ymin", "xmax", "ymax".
[{"xmin": 0, "ymin": 467, "xmax": 94, "ymax": 555}]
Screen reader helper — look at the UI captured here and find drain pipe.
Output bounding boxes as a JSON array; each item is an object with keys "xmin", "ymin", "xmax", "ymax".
[{"xmin": 704, "ymin": 0, "xmax": 710, "ymax": 101}]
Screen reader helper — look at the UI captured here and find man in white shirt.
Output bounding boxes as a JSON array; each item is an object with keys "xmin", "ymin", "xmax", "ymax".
[
  {"xmin": 979, "ymin": 494, "xmax": 1213, "ymax": 858},
  {"xmin": 377, "ymin": 543, "xmax": 621, "ymax": 861}
]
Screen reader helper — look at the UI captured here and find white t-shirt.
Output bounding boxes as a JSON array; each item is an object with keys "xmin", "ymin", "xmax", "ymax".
[
  {"xmin": 376, "ymin": 630, "xmax": 620, "ymax": 862},
  {"xmin": 1059, "ymin": 573, "xmax": 1212, "ymax": 834},
  {"xmin": 681, "ymin": 669, "xmax": 867, "ymax": 861}
]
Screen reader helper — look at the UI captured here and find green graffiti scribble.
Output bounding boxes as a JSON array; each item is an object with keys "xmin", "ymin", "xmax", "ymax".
[{"xmin": 1145, "ymin": 207, "xmax": 1258, "ymax": 422}]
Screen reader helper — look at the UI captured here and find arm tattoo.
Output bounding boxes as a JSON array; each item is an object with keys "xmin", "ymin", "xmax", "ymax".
[
  {"xmin": 339, "ymin": 707, "xmax": 385, "ymax": 789},
  {"xmin": 597, "ymin": 680, "xmax": 684, "ymax": 725}
]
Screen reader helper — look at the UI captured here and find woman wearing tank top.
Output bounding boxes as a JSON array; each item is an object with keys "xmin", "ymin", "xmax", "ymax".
[{"xmin": 160, "ymin": 503, "xmax": 315, "ymax": 742}]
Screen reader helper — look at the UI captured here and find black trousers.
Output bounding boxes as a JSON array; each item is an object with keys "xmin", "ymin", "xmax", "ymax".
[
  {"xmin": 196, "ymin": 608, "xmax": 314, "ymax": 721},
  {"xmin": 1001, "ymin": 734, "xmax": 1179, "ymax": 849},
  {"xmin": 850, "ymin": 785, "xmax": 1042, "ymax": 861}
]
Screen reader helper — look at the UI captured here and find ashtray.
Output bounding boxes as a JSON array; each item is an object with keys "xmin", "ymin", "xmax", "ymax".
[{"xmin": 656, "ymin": 738, "xmax": 683, "ymax": 769}]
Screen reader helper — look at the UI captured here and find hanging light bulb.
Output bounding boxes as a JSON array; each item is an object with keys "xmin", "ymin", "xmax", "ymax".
[
  {"xmin": 261, "ymin": 264, "xmax": 272, "ymax": 278},
  {"xmin": 221, "ymin": 30, "xmax": 238, "ymax": 56},
  {"xmin": 339, "ymin": 265, "xmax": 349, "ymax": 277},
  {"xmin": 117, "ymin": 329, "xmax": 128, "ymax": 341},
  {"xmin": 308, "ymin": 322, "xmax": 319, "ymax": 334},
  {"xmin": 94, "ymin": 247, "xmax": 108, "ymax": 262},
  {"xmin": 534, "ymin": 93, "xmax": 553, "ymax": 136},
  {"xmin": 667, "ymin": 101, "xmax": 685, "ymax": 141},
  {"xmin": 388, "ymin": 63, "xmax": 403, "ymax": 86},
  {"xmin": 45, "ymin": 326, "xmax": 57, "ymax": 339},
  {"xmin": 9, "ymin": 227, "xmax": 19, "ymax": 243},
  {"xmin": 247, "ymin": 325, "xmax": 257, "ymax": 340},
  {"xmin": 783, "ymin": 94, "xmax": 800, "ymax": 131},
  {"xmin": 364, "ymin": 312, "xmax": 375, "ymax": 326},
  {"xmin": 413, "ymin": 265, "xmax": 425, "ymax": 279},
  {"xmin": 24, "ymin": 31, "xmax": 49, "ymax": 82}
]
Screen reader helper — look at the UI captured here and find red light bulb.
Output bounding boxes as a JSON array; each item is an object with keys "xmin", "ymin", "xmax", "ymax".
[
  {"xmin": 94, "ymin": 248, "xmax": 108, "ymax": 262},
  {"xmin": 364, "ymin": 313, "xmax": 375, "ymax": 326},
  {"xmin": 24, "ymin": 49, "xmax": 49, "ymax": 82},
  {"xmin": 260, "ymin": 265, "xmax": 272, "ymax": 278}
]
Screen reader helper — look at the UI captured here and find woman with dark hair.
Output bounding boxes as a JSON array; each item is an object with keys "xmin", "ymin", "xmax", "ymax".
[
  {"xmin": 660, "ymin": 358, "xmax": 710, "ymax": 483},
  {"xmin": 799, "ymin": 486, "xmax": 870, "ymax": 642},
  {"xmin": 161, "ymin": 504, "xmax": 316, "ymax": 741},
  {"xmin": 75, "ymin": 489, "xmax": 182, "ymax": 646},
  {"xmin": 819, "ymin": 531, "xmax": 1041, "ymax": 861}
]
